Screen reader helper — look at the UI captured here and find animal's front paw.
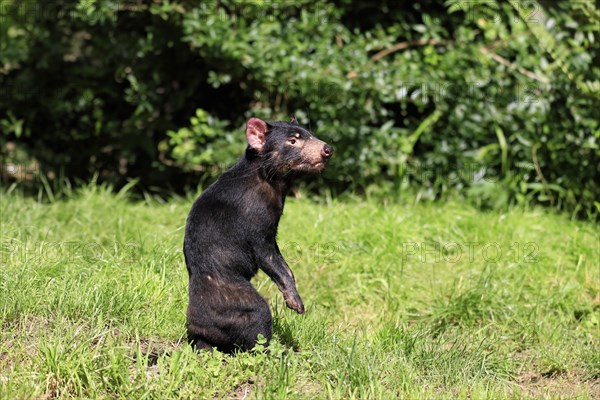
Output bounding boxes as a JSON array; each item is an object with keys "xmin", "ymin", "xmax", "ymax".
[{"xmin": 285, "ymin": 293, "xmax": 305, "ymax": 314}]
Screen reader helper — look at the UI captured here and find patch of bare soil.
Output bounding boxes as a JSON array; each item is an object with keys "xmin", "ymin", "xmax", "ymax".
[
  {"xmin": 1, "ymin": 315, "xmax": 51, "ymax": 365},
  {"xmin": 516, "ymin": 369, "xmax": 600, "ymax": 399},
  {"xmin": 232, "ymin": 381, "xmax": 253, "ymax": 400}
]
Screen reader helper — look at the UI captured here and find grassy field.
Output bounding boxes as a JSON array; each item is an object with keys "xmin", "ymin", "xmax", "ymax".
[{"xmin": 1, "ymin": 186, "xmax": 598, "ymax": 399}]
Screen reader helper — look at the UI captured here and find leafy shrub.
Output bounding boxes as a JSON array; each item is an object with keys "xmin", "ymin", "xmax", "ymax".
[{"xmin": 1, "ymin": 0, "xmax": 598, "ymax": 217}]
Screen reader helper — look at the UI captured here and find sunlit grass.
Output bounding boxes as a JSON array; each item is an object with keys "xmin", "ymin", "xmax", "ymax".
[{"xmin": 1, "ymin": 185, "xmax": 598, "ymax": 398}]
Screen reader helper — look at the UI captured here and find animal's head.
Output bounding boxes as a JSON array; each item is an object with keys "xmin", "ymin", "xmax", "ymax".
[{"xmin": 245, "ymin": 116, "xmax": 333, "ymax": 178}]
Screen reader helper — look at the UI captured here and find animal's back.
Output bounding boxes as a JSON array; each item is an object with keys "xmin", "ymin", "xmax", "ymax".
[{"xmin": 184, "ymin": 156, "xmax": 279, "ymax": 281}]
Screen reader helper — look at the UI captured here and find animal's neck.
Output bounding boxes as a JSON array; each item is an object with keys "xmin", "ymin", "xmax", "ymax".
[
  {"xmin": 243, "ymin": 150, "xmax": 292, "ymax": 200},
  {"xmin": 256, "ymin": 167, "xmax": 289, "ymax": 212}
]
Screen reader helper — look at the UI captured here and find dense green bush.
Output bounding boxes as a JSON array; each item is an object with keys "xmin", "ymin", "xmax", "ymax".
[{"xmin": 1, "ymin": 0, "xmax": 598, "ymax": 217}]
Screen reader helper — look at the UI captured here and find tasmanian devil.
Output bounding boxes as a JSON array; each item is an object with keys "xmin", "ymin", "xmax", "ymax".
[{"xmin": 184, "ymin": 116, "xmax": 333, "ymax": 353}]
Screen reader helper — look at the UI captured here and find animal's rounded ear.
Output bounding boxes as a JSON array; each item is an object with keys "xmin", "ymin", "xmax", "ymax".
[
  {"xmin": 290, "ymin": 115, "xmax": 298, "ymax": 124},
  {"xmin": 246, "ymin": 118, "xmax": 268, "ymax": 151}
]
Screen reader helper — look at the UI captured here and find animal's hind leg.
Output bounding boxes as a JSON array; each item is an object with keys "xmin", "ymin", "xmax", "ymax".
[
  {"xmin": 230, "ymin": 283, "xmax": 272, "ymax": 351},
  {"xmin": 187, "ymin": 275, "xmax": 272, "ymax": 353},
  {"xmin": 187, "ymin": 332, "xmax": 213, "ymax": 352}
]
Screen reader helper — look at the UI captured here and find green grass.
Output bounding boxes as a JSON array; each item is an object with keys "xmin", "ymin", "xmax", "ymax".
[{"xmin": 1, "ymin": 185, "xmax": 598, "ymax": 399}]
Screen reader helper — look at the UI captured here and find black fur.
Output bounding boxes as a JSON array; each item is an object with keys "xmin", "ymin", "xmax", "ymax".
[{"xmin": 184, "ymin": 117, "xmax": 333, "ymax": 353}]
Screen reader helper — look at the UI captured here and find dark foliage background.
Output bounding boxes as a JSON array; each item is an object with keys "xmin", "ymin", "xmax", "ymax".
[{"xmin": 1, "ymin": 0, "xmax": 598, "ymax": 217}]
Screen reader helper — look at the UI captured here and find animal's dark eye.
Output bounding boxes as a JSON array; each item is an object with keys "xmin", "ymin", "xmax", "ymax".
[{"xmin": 288, "ymin": 138, "xmax": 297, "ymax": 145}]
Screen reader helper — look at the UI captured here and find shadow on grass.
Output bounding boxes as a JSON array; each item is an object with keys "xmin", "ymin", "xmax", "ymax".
[{"xmin": 272, "ymin": 317, "xmax": 301, "ymax": 351}]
